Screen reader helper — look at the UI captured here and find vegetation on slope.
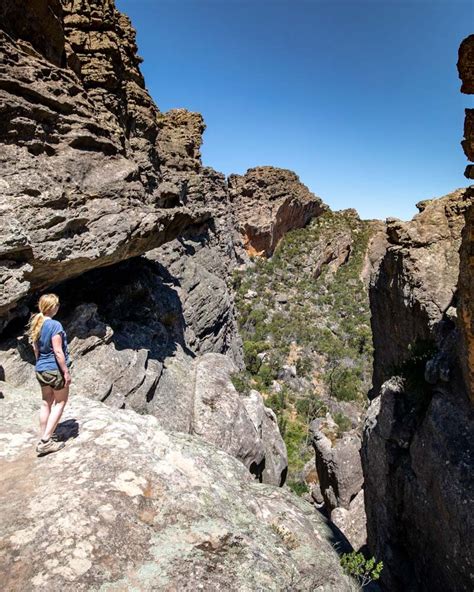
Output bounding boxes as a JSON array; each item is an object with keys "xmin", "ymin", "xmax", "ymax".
[{"xmin": 232, "ymin": 209, "xmax": 379, "ymax": 492}]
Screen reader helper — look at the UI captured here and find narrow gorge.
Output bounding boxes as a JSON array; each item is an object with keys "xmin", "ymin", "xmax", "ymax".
[{"xmin": 0, "ymin": 2, "xmax": 472, "ymax": 592}]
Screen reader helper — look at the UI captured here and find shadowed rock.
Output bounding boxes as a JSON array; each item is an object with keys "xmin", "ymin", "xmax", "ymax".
[
  {"xmin": 0, "ymin": 257, "xmax": 285, "ymax": 485},
  {"xmin": 361, "ymin": 51, "xmax": 474, "ymax": 589}
]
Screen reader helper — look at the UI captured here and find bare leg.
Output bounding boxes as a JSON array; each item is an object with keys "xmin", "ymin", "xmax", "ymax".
[
  {"xmin": 42, "ymin": 386, "xmax": 69, "ymax": 441},
  {"xmin": 40, "ymin": 387, "xmax": 54, "ymax": 437}
]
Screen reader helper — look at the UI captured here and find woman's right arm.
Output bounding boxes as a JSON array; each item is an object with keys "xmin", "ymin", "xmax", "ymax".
[{"xmin": 52, "ymin": 334, "xmax": 71, "ymax": 386}]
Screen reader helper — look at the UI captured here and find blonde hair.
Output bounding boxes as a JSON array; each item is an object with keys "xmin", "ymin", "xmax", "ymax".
[{"xmin": 28, "ymin": 293, "xmax": 60, "ymax": 343}]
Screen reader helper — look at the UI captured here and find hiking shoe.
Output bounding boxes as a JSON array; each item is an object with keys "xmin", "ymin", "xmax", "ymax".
[{"xmin": 36, "ymin": 438, "xmax": 65, "ymax": 456}]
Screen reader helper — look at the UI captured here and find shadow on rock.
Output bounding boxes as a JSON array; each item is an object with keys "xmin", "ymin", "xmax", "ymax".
[{"xmin": 55, "ymin": 418, "xmax": 79, "ymax": 443}]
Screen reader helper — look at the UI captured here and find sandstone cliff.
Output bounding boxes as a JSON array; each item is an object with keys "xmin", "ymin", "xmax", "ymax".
[
  {"xmin": 370, "ymin": 188, "xmax": 471, "ymax": 393},
  {"xmin": 458, "ymin": 35, "xmax": 474, "ymax": 397},
  {"xmin": 228, "ymin": 166, "xmax": 326, "ymax": 257},
  {"xmin": 363, "ymin": 191, "xmax": 473, "ymax": 592},
  {"xmin": 360, "ymin": 36, "xmax": 474, "ymax": 592},
  {"xmin": 0, "ymin": 0, "xmax": 211, "ymax": 330}
]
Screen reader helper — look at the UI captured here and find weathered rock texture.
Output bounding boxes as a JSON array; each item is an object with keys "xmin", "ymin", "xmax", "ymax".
[
  {"xmin": 0, "ymin": 257, "xmax": 286, "ymax": 486},
  {"xmin": 0, "ymin": 383, "xmax": 354, "ymax": 592},
  {"xmin": 458, "ymin": 34, "xmax": 474, "ymax": 178},
  {"xmin": 0, "ymin": 0, "xmax": 212, "ymax": 328},
  {"xmin": 310, "ymin": 416, "xmax": 366, "ymax": 550},
  {"xmin": 363, "ymin": 376, "xmax": 473, "ymax": 592},
  {"xmin": 458, "ymin": 36, "xmax": 474, "ymax": 399},
  {"xmin": 370, "ymin": 189, "xmax": 471, "ymax": 393},
  {"xmin": 362, "ymin": 64, "xmax": 474, "ymax": 592},
  {"xmin": 330, "ymin": 490, "xmax": 366, "ymax": 554},
  {"xmin": 459, "ymin": 196, "xmax": 474, "ymax": 401},
  {"xmin": 310, "ymin": 417, "xmax": 363, "ymax": 513},
  {"xmin": 228, "ymin": 166, "xmax": 327, "ymax": 257},
  {"xmin": 242, "ymin": 389, "xmax": 289, "ymax": 486}
]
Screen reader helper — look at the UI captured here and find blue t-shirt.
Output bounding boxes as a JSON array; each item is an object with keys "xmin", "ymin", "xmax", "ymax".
[{"xmin": 35, "ymin": 318, "xmax": 71, "ymax": 372}]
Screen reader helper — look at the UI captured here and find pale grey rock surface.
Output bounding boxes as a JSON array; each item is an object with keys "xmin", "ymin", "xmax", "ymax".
[
  {"xmin": 331, "ymin": 490, "xmax": 366, "ymax": 552},
  {"xmin": 310, "ymin": 417, "xmax": 364, "ymax": 513},
  {"xmin": 0, "ymin": 382, "xmax": 355, "ymax": 592},
  {"xmin": 242, "ymin": 389, "xmax": 288, "ymax": 486},
  {"xmin": 1, "ymin": 291, "xmax": 285, "ymax": 484},
  {"xmin": 309, "ymin": 416, "xmax": 366, "ymax": 551}
]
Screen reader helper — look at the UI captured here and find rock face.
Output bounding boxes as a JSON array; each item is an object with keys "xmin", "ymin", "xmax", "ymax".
[
  {"xmin": 228, "ymin": 166, "xmax": 327, "ymax": 257},
  {"xmin": 0, "ymin": 0, "xmax": 210, "ymax": 328},
  {"xmin": 361, "ymin": 48, "xmax": 474, "ymax": 591},
  {"xmin": 370, "ymin": 189, "xmax": 471, "ymax": 393},
  {"xmin": 459, "ymin": 196, "xmax": 474, "ymax": 401},
  {"xmin": 0, "ymin": 383, "xmax": 354, "ymax": 592},
  {"xmin": 310, "ymin": 416, "xmax": 366, "ymax": 551},
  {"xmin": 0, "ymin": 256, "xmax": 286, "ymax": 485},
  {"xmin": 458, "ymin": 34, "xmax": 474, "ymax": 178},
  {"xmin": 310, "ymin": 417, "xmax": 363, "ymax": 513},
  {"xmin": 242, "ymin": 389, "xmax": 289, "ymax": 486},
  {"xmin": 458, "ymin": 36, "xmax": 474, "ymax": 399},
  {"xmin": 362, "ymin": 376, "xmax": 473, "ymax": 592},
  {"xmin": 331, "ymin": 490, "xmax": 366, "ymax": 554}
]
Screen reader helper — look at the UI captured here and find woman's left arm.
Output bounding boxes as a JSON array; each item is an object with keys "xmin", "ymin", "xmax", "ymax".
[{"xmin": 33, "ymin": 342, "xmax": 39, "ymax": 361}]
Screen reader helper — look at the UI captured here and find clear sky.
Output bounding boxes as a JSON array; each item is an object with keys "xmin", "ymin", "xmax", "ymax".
[{"xmin": 116, "ymin": 0, "xmax": 473, "ymax": 220}]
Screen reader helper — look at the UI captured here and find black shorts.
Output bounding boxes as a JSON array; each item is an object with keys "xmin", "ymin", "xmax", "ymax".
[{"xmin": 35, "ymin": 370, "xmax": 66, "ymax": 390}]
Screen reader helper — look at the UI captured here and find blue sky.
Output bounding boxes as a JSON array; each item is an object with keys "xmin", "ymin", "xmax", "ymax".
[{"xmin": 116, "ymin": 0, "xmax": 473, "ymax": 220}]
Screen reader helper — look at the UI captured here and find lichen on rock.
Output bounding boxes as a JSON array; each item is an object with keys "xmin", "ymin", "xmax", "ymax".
[{"xmin": 0, "ymin": 382, "xmax": 354, "ymax": 592}]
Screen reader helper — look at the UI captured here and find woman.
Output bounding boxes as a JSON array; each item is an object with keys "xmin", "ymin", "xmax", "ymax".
[{"xmin": 29, "ymin": 293, "xmax": 72, "ymax": 456}]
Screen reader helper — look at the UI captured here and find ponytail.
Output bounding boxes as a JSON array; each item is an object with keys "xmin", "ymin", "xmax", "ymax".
[
  {"xmin": 28, "ymin": 312, "xmax": 46, "ymax": 344},
  {"xmin": 28, "ymin": 293, "xmax": 60, "ymax": 343}
]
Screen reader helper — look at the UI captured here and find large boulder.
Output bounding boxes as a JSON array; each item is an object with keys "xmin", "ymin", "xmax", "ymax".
[
  {"xmin": 309, "ymin": 416, "xmax": 366, "ymax": 551},
  {"xmin": 310, "ymin": 416, "xmax": 364, "ymax": 513},
  {"xmin": 331, "ymin": 490, "xmax": 366, "ymax": 553},
  {"xmin": 0, "ymin": 383, "xmax": 354, "ymax": 592},
  {"xmin": 242, "ymin": 389, "xmax": 288, "ymax": 486}
]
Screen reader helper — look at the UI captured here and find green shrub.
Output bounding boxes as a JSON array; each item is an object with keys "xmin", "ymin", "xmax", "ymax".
[
  {"xmin": 333, "ymin": 412, "xmax": 352, "ymax": 436},
  {"xmin": 325, "ymin": 366, "xmax": 360, "ymax": 401},
  {"xmin": 256, "ymin": 362, "xmax": 275, "ymax": 387},
  {"xmin": 284, "ymin": 420, "xmax": 312, "ymax": 474},
  {"xmin": 243, "ymin": 340, "xmax": 268, "ymax": 374},
  {"xmin": 230, "ymin": 372, "xmax": 252, "ymax": 397},
  {"xmin": 288, "ymin": 480, "xmax": 309, "ymax": 497},
  {"xmin": 295, "ymin": 394, "xmax": 328, "ymax": 421},
  {"xmin": 266, "ymin": 389, "xmax": 287, "ymax": 414},
  {"xmin": 340, "ymin": 552, "xmax": 383, "ymax": 588},
  {"xmin": 296, "ymin": 356, "xmax": 312, "ymax": 377}
]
